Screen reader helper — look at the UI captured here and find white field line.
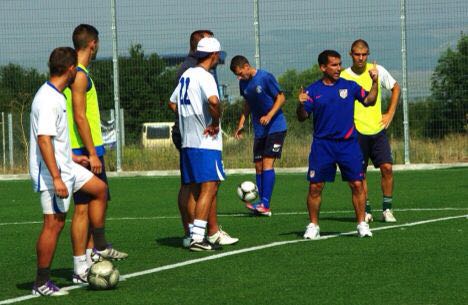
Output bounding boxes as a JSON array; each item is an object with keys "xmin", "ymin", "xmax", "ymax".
[
  {"xmin": 1, "ymin": 207, "xmax": 467, "ymax": 227},
  {"xmin": 0, "ymin": 214, "xmax": 466, "ymax": 305}
]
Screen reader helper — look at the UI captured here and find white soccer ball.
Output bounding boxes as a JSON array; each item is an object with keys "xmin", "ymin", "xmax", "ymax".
[
  {"xmin": 237, "ymin": 181, "xmax": 258, "ymax": 202},
  {"xmin": 87, "ymin": 260, "xmax": 120, "ymax": 290}
]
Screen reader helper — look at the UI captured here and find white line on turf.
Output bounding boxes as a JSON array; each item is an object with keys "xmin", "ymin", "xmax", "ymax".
[
  {"xmin": 0, "ymin": 214, "xmax": 466, "ymax": 305},
  {"xmin": 0, "ymin": 207, "xmax": 467, "ymax": 226}
]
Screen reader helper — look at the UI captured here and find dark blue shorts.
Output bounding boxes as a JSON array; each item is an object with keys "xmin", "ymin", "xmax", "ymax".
[
  {"xmin": 73, "ymin": 156, "xmax": 110, "ymax": 204},
  {"xmin": 357, "ymin": 130, "xmax": 393, "ymax": 169},
  {"xmin": 253, "ymin": 131, "xmax": 287, "ymax": 162},
  {"xmin": 180, "ymin": 148, "xmax": 225, "ymax": 184},
  {"xmin": 307, "ymin": 138, "xmax": 364, "ymax": 182}
]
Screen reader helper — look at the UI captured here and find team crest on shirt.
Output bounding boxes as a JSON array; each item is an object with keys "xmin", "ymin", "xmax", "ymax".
[
  {"xmin": 256, "ymin": 85, "xmax": 263, "ymax": 94},
  {"xmin": 309, "ymin": 170, "xmax": 315, "ymax": 178},
  {"xmin": 339, "ymin": 89, "xmax": 348, "ymax": 99}
]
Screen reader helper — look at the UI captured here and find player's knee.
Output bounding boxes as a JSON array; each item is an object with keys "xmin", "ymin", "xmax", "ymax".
[
  {"xmin": 73, "ymin": 204, "xmax": 88, "ymax": 218},
  {"xmin": 380, "ymin": 163, "xmax": 393, "ymax": 177},
  {"xmin": 309, "ymin": 183, "xmax": 324, "ymax": 197},
  {"xmin": 349, "ymin": 180, "xmax": 364, "ymax": 194}
]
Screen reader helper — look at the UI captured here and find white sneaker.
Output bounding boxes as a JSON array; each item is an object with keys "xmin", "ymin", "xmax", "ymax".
[
  {"xmin": 32, "ymin": 280, "xmax": 69, "ymax": 296},
  {"xmin": 365, "ymin": 212, "xmax": 373, "ymax": 223},
  {"xmin": 357, "ymin": 221, "xmax": 373, "ymax": 238},
  {"xmin": 182, "ymin": 236, "xmax": 191, "ymax": 248},
  {"xmin": 207, "ymin": 227, "xmax": 239, "ymax": 245},
  {"xmin": 303, "ymin": 223, "xmax": 320, "ymax": 240},
  {"xmin": 92, "ymin": 245, "xmax": 128, "ymax": 262},
  {"xmin": 382, "ymin": 209, "xmax": 397, "ymax": 222}
]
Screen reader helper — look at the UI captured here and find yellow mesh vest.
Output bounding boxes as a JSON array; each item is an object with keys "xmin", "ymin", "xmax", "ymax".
[
  {"xmin": 64, "ymin": 64, "xmax": 104, "ymax": 154},
  {"xmin": 341, "ymin": 63, "xmax": 383, "ymax": 135}
]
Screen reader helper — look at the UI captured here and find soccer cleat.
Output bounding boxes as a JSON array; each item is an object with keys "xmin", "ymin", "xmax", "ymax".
[
  {"xmin": 32, "ymin": 280, "xmax": 69, "ymax": 296},
  {"xmin": 245, "ymin": 202, "xmax": 260, "ymax": 212},
  {"xmin": 255, "ymin": 203, "xmax": 272, "ymax": 217},
  {"xmin": 182, "ymin": 236, "xmax": 191, "ymax": 248},
  {"xmin": 92, "ymin": 245, "xmax": 128, "ymax": 262},
  {"xmin": 72, "ymin": 271, "xmax": 88, "ymax": 284},
  {"xmin": 365, "ymin": 212, "xmax": 374, "ymax": 223},
  {"xmin": 357, "ymin": 221, "xmax": 373, "ymax": 238},
  {"xmin": 207, "ymin": 227, "xmax": 239, "ymax": 245},
  {"xmin": 382, "ymin": 209, "xmax": 397, "ymax": 222},
  {"xmin": 189, "ymin": 239, "xmax": 221, "ymax": 252},
  {"xmin": 303, "ymin": 223, "xmax": 320, "ymax": 240}
]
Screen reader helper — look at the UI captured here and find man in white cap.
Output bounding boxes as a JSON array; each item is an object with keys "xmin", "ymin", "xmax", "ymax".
[{"xmin": 169, "ymin": 37, "xmax": 232, "ymax": 251}]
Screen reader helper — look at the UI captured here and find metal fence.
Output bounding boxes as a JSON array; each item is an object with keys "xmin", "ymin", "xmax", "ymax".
[{"xmin": 0, "ymin": 0, "xmax": 466, "ymax": 173}]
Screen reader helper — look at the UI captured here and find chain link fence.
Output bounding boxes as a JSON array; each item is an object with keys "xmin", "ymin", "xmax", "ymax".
[{"xmin": 0, "ymin": 0, "xmax": 466, "ymax": 173}]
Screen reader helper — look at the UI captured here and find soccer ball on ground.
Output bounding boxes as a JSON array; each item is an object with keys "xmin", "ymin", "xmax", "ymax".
[
  {"xmin": 87, "ymin": 260, "xmax": 120, "ymax": 290},
  {"xmin": 237, "ymin": 181, "xmax": 258, "ymax": 202}
]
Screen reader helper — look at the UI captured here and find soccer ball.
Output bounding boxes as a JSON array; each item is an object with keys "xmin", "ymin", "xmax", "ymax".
[
  {"xmin": 237, "ymin": 181, "xmax": 258, "ymax": 202},
  {"xmin": 87, "ymin": 260, "xmax": 120, "ymax": 290}
]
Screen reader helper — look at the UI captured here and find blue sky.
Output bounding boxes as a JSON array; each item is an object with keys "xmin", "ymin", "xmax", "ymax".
[{"xmin": 0, "ymin": 0, "xmax": 466, "ymax": 98}]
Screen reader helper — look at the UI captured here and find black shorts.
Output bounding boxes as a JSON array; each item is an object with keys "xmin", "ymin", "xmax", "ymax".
[
  {"xmin": 172, "ymin": 119, "xmax": 182, "ymax": 151},
  {"xmin": 253, "ymin": 131, "xmax": 287, "ymax": 162},
  {"xmin": 357, "ymin": 130, "xmax": 393, "ymax": 169},
  {"xmin": 74, "ymin": 155, "xmax": 110, "ymax": 204}
]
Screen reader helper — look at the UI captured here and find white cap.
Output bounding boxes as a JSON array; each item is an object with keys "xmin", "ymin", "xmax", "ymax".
[{"xmin": 194, "ymin": 37, "xmax": 221, "ymax": 58}]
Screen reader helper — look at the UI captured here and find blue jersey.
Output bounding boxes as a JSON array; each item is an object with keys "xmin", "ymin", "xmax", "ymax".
[
  {"xmin": 239, "ymin": 69, "xmax": 287, "ymax": 138},
  {"xmin": 303, "ymin": 78, "xmax": 368, "ymax": 140}
]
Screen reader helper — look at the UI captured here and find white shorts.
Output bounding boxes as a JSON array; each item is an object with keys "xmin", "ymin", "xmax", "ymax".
[{"xmin": 40, "ymin": 163, "xmax": 93, "ymax": 214}]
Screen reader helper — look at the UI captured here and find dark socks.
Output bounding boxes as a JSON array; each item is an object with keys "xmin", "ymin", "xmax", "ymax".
[
  {"xmin": 35, "ymin": 267, "xmax": 50, "ymax": 286},
  {"xmin": 92, "ymin": 227, "xmax": 107, "ymax": 251}
]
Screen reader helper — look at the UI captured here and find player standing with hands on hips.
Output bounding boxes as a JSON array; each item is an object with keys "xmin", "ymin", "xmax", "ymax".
[
  {"xmin": 230, "ymin": 55, "xmax": 287, "ymax": 217},
  {"xmin": 297, "ymin": 50, "xmax": 379, "ymax": 239},
  {"xmin": 341, "ymin": 39, "xmax": 400, "ymax": 223},
  {"xmin": 169, "ymin": 37, "xmax": 231, "ymax": 251}
]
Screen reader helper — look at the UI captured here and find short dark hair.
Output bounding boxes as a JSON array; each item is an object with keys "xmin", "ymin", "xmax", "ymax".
[
  {"xmin": 48, "ymin": 47, "xmax": 77, "ymax": 76},
  {"xmin": 351, "ymin": 39, "xmax": 370, "ymax": 52},
  {"xmin": 72, "ymin": 24, "xmax": 99, "ymax": 50},
  {"xmin": 230, "ymin": 55, "xmax": 250, "ymax": 72},
  {"xmin": 190, "ymin": 30, "xmax": 214, "ymax": 52},
  {"xmin": 318, "ymin": 50, "xmax": 341, "ymax": 66}
]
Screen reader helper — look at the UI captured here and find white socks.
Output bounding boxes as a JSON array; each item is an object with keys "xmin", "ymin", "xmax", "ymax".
[{"xmin": 192, "ymin": 219, "xmax": 207, "ymax": 242}]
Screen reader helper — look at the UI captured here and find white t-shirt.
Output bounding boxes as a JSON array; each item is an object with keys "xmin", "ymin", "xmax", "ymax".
[
  {"xmin": 170, "ymin": 66, "xmax": 222, "ymax": 151},
  {"xmin": 29, "ymin": 82, "xmax": 74, "ymax": 192}
]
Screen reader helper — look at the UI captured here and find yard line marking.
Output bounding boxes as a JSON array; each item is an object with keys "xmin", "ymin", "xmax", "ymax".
[
  {"xmin": 1, "ymin": 207, "xmax": 467, "ymax": 226},
  {"xmin": 0, "ymin": 214, "xmax": 466, "ymax": 305}
]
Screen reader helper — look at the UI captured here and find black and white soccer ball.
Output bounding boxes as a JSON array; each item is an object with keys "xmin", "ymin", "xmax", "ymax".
[
  {"xmin": 87, "ymin": 260, "xmax": 120, "ymax": 290},
  {"xmin": 237, "ymin": 181, "xmax": 258, "ymax": 202}
]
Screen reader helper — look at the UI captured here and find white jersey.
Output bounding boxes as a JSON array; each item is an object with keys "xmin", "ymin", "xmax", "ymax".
[
  {"xmin": 29, "ymin": 82, "xmax": 74, "ymax": 192},
  {"xmin": 170, "ymin": 66, "xmax": 222, "ymax": 151}
]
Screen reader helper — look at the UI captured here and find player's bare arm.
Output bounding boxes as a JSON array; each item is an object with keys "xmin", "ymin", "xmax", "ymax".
[
  {"xmin": 381, "ymin": 82, "xmax": 401, "ymax": 129},
  {"xmin": 168, "ymin": 101, "xmax": 177, "ymax": 113},
  {"xmin": 204, "ymin": 95, "xmax": 221, "ymax": 136},
  {"xmin": 234, "ymin": 101, "xmax": 250, "ymax": 139},
  {"xmin": 297, "ymin": 87, "xmax": 310, "ymax": 122},
  {"xmin": 37, "ymin": 135, "xmax": 68, "ymax": 199},
  {"xmin": 260, "ymin": 92, "xmax": 285, "ymax": 126},
  {"xmin": 363, "ymin": 61, "xmax": 379, "ymax": 106},
  {"xmin": 71, "ymin": 71, "xmax": 102, "ymax": 174},
  {"xmin": 72, "ymin": 153, "xmax": 90, "ymax": 168}
]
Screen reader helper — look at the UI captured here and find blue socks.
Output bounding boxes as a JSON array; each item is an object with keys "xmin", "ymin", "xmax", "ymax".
[
  {"xmin": 260, "ymin": 169, "xmax": 275, "ymax": 209},
  {"xmin": 256, "ymin": 173, "xmax": 263, "ymax": 201}
]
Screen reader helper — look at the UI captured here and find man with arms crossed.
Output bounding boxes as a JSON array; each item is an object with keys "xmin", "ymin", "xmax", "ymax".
[
  {"xmin": 172, "ymin": 30, "xmax": 237, "ymax": 247},
  {"xmin": 64, "ymin": 24, "xmax": 127, "ymax": 284},
  {"xmin": 30, "ymin": 47, "xmax": 114, "ymax": 296},
  {"xmin": 341, "ymin": 39, "xmax": 400, "ymax": 223},
  {"xmin": 297, "ymin": 50, "xmax": 378, "ymax": 239},
  {"xmin": 169, "ymin": 37, "xmax": 228, "ymax": 251},
  {"xmin": 230, "ymin": 55, "xmax": 287, "ymax": 216}
]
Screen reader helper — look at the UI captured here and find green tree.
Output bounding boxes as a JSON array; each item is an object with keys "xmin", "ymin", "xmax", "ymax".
[
  {"xmin": 0, "ymin": 64, "xmax": 46, "ymax": 165},
  {"xmin": 277, "ymin": 65, "xmax": 322, "ymax": 137},
  {"xmin": 428, "ymin": 33, "xmax": 468, "ymax": 138},
  {"xmin": 92, "ymin": 44, "xmax": 177, "ymax": 144}
]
